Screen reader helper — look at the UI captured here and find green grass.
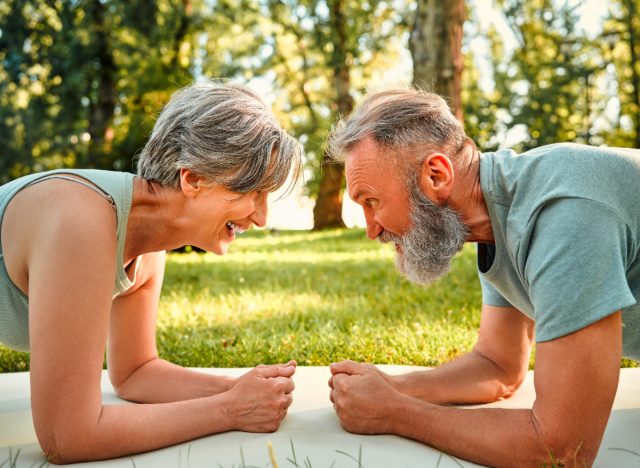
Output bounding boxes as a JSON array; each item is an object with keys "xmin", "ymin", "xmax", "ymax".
[{"xmin": 0, "ymin": 228, "xmax": 637, "ymax": 371}]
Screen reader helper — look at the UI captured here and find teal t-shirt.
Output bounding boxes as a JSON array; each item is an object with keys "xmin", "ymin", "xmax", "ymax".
[{"xmin": 477, "ymin": 143, "xmax": 640, "ymax": 360}]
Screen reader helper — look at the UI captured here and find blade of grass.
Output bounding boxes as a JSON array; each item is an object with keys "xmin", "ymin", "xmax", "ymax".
[{"xmin": 607, "ymin": 447, "xmax": 640, "ymax": 458}]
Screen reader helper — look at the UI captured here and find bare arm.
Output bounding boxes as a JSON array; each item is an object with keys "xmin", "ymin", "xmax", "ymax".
[
  {"xmin": 331, "ymin": 304, "xmax": 534, "ymax": 405},
  {"xmin": 106, "ymin": 251, "xmax": 237, "ymax": 403},
  {"xmin": 25, "ymin": 186, "xmax": 294, "ymax": 464},
  {"xmin": 331, "ymin": 311, "xmax": 621, "ymax": 466}
]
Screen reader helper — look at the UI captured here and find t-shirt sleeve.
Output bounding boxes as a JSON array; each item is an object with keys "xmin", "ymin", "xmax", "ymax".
[
  {"xmin": 478, "ymin": 272, "xmax": 513, "ymax": 307},
  {"xmin": 524, "ymin": 197, "xmax": 636, "ymax": 342}
]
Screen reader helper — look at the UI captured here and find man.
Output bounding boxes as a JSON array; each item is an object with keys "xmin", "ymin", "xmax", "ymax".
[{"xmin": 327, "ymin": 88, "xmax": 640, "ymax": 466}]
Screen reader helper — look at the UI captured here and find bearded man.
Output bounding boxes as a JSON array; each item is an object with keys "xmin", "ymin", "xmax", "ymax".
[{"xmin": 327, "ymin": 88, "xmax": 640, "ymax": 467}]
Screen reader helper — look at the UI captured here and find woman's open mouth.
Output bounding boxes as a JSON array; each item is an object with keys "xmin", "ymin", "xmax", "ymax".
[{"xmin": 226, "ymin": 221, "xmax": 246, "ymax": 239}]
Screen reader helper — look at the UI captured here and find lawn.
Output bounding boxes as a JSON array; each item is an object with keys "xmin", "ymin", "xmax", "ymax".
[{"xmin": 0, "ymin": 228, "xmax": 636, "ymax": 372}]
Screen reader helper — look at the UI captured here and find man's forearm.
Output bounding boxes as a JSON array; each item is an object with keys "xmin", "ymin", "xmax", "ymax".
[
  {"xmin": 392, "ymin": 350, "xmax": 525, "ymax": 405},
  {"xmin": 113, "ymin": 358, "xmax": 235, "ymax": 403},
  {"xmin": 389, "ymin": 395, "xmax": 583, "ymax": 467}
]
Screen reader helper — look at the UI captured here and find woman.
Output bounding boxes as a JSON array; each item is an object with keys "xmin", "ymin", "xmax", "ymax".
[{"xmin": 0, "ymin": 82, "xmax": 301, "ymax": 463}]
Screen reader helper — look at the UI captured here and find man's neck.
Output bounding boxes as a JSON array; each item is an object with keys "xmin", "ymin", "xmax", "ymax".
[{"xmin": 450, "ymin": 145, "xmax": 495, "ymax": 244}]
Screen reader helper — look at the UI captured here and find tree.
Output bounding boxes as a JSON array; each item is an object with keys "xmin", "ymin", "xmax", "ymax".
[
  {"xmin": 410, "ymin": 0, "xmax": 465, "ymax": 122},
  {"xmin": 311, "ymin": 0, "xmax": 353, "ymax": 230},
  {"xmin": 461, "ymin": 27, "xmax": 500, "ymax": 152},
  {"xmin": 602, "ymin": 0, "xmax": 640, "ymax": 148},
  {"xmin": 486, "ymin": 0, "xmax": 605, "ymax": 151},
  {"xmin": 262, "ymin": 0, "xmax": 410, "ymax": 229},
  {"xmin": 0, "ymin": 0, "xmax": 207, "ymax": 181}
]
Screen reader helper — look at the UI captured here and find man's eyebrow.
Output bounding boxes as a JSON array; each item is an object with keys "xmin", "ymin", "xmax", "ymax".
[{"xmin": 349, "ymin": 189, "xmax": 363, "ymax": 201}]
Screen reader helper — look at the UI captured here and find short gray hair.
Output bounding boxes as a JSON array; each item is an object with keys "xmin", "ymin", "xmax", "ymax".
[
  {"xmin": 137, "ymin": 81, "xmax": 302, "ymax": 193},
  {"xmin": 328, "ymin": 88, "xmax": 468, "ymax": 168}
]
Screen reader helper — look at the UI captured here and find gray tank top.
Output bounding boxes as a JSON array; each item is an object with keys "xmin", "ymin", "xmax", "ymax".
[{"xmin": 0, "ymin": 169, "xmax": 137, "ymax": 352}]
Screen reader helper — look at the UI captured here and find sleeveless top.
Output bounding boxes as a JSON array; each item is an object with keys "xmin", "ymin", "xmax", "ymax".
[{"xmin": 0, "ymin": 169, "xmax": 137, "ymax": 352}]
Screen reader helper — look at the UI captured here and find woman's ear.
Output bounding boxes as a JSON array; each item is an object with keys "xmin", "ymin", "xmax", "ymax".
[
  {"xmin": 418, "ymin": 153, "xmax": 454, "ymax": 203},
  {"xmin": 179, "ymin": 168, "xmax": 201, "ymax": 198}
]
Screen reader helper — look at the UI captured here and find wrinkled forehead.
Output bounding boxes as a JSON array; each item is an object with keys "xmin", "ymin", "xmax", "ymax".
[
  {"xmin": 345, "ymin": 138, "xmax": 407, "ymax": 197},
  {"xmin": 346, "ymin": 137, "xmax": 407, "ymax": 178},
  {"xmin": 346, "ymin": 136, "xmax": 384, "ymax": 169}
]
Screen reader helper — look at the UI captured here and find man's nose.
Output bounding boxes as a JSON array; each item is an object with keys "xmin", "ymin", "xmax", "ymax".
[{"xmin": 365, "ymin": 213, "xmax": 383, "ymax": 240}]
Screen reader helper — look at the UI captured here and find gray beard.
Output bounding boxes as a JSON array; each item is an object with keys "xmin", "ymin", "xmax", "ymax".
[{"xmin": 380, "ymin": 183, "xmax": 468, "ymax": 285}]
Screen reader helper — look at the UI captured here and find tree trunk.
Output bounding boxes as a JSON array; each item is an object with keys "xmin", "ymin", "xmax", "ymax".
[
  {"xmin": 409, "ymin": 0, "xmax": 465, "ymax": 122},
  {"xmin": 624, "ymin": 0, "xmax": 640, "ymax": 148},
  {"xmin": 312, "ymin": 0, "xmax": 354, "ymax": 230},
  {"xmin": 87, "ymin": 0, "xmax": 117, "ymax": 168}
]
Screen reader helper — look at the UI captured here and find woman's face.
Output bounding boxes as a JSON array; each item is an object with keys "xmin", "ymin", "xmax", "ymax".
[{"xmin": 182, "ymin": 173, "xmax": 268, "ymax": 255}]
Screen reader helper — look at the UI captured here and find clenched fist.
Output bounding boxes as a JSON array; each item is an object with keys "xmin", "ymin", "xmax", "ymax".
[
  {"xmin": 223, "ymin": 361, "xmax": 296, "ymax": 432},
  {"xmin": 329, "ymin": 360, "xmax": 401, "ymax": 434}
]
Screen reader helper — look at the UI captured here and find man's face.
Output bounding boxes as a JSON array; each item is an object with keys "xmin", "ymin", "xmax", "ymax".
[{"xmin": 346, "ymin": 137, "xmax": 467, "ymax": 285}]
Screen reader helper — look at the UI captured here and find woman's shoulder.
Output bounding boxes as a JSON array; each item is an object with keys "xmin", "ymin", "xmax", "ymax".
[{"xmin": 5, "ymin": 174, "xmax": 120, "ymax": 253}]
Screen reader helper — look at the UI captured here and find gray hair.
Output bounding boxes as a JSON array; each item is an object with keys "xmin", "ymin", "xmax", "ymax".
[
  {"xmin": 328, "ymin": 88, "xmax": 468, "ymax": 169},
  {"xmin": 137, "ymin": 81, "xmax": 302, "ymax": 193}
]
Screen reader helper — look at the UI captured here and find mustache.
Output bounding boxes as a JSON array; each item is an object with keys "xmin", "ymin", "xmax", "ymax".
[{"xmin": 378, "ymin": 229, "xmax": 402, "ymax": 244}]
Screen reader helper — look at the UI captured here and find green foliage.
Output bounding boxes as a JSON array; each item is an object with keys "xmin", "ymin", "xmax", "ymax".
[
  {"xmin": 485, "ymin": 0, "xmax": 603, "ymax": 150},
  {"xmin": 2, "ymin": 0, "xmax": 639, "ymax": 188},
  {"xmin": 258, "ymin": 0, "xmax": 411, "ymax": 196},
  {"xmin": 0, "ymin": 0, "xmax": 270, "ymax": 180},
  {"xmin": 462, "ymin": 20, "xmax": 501, "ymax": 152},
  {"xmin": 0, "ymin": 0, "xmax": 409, "ymax": 197},
  {"xmin": 600, "ymin": 0, "xmax": 640, "ymax": 148}
]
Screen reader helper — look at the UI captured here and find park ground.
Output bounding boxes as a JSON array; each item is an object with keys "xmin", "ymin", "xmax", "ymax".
[{"xmin": 0, "ymin": 228, "xmax": 637, "ymax": 372}]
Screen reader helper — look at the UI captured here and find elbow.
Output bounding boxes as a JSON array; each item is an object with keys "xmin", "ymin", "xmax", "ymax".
[
  {"xmin": 475, "ymin": 371, "xmax": 526, "ymax": 404},
  {"xmin": 40, "ymin": 435, "xmax": 91, "ymax": 465},
  {"xmin": 530, "ymin": 412, "xmax": 600, "ymax": 467},
  {"xmin": 112, "ymin": 380, "xmax": 147, "ymax": 403},
  {"xmin": 108, "ymin": 358, "xmax": 158, "ymax": 403},
  {"xmin": 494, "ymin": 373, "xmax": 526, "ymax": 400},
  {"xmin": 36, "ymin": 421, "xmax": 98, "ymax": 464},
  {"xmin": 110, "ymin": 369, "xmax": 143, "ymax": 403},
  {"xmin": 109, "ymin": 370, "xmax": 131, "ymax": 401},
  {"xmin": 536, "ymin": 436, "xmax": 598, "ymax": 467},
  {"xmin": 112, "ymin": 381, "xmax": 135, "ymax": 402}
]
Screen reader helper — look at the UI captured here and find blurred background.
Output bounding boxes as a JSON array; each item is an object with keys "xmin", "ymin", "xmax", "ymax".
[{"xmin": 0, "ymin": 0, "xmax": 638, "ymax": 229}]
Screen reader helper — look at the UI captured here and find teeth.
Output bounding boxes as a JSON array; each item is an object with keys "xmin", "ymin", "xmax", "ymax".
[{"xmin": 226, "ymin": 221, "xmax": 245, "ymax": 235}]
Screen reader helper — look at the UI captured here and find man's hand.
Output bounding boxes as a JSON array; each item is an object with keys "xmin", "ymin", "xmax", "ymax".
[
  {"xmin": 223, "ymin": 361, "xmax": 296, "ymax": 432},
  {"xmin": 329, "ymin": 360, "xmax": 400, "ymax": 434},
  {"xmin": 328, "ymin": 360, "xmax": 398, "ymax": 396}
]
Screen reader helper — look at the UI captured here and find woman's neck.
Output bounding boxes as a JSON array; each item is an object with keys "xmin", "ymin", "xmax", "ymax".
[{"xmin": 123, "ymin": 178, "xmax": 190, "ymax": 261}]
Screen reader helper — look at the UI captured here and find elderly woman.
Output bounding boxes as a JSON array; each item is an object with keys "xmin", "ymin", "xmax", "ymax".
[{"xmin": 0, "ymin": 82, "xmax": 301, "ymax": 463}]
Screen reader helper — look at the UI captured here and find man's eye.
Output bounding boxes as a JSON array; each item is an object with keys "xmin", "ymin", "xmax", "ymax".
[{"xmin": 364, "ymin": 199, "xmax": 375, "ymax": 208}]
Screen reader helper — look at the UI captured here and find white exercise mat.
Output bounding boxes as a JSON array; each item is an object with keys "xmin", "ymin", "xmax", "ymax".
[{"xmin": 1, "ymin": 366, "xmax": 639, "ymax": 467}]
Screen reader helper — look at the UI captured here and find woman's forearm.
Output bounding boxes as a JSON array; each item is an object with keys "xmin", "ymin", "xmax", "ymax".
[
  {"xmin": 44, "ymin": 393, "xmax": 233, "ymax": 463},
  {"xmin": 41, "ymin": 364, "xmax": 295, "ymax": 464},
  {"xmin": 112, "ymin": 358, "xmax": 235, "ymax": 403}
]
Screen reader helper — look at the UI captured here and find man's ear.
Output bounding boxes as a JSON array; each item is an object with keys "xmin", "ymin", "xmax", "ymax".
[
  {"xmin": 417, "ymin": 153, "xmax": 454, "ymax": 203},
  {"xmin": 179, "ymin": 168, "xmax": 201, "ymax": 198}
]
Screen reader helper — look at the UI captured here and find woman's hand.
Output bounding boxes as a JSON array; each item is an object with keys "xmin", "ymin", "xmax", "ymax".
[{"xmin": 223, "ymin": 361, "xmax": 296, "ymax": 432}]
